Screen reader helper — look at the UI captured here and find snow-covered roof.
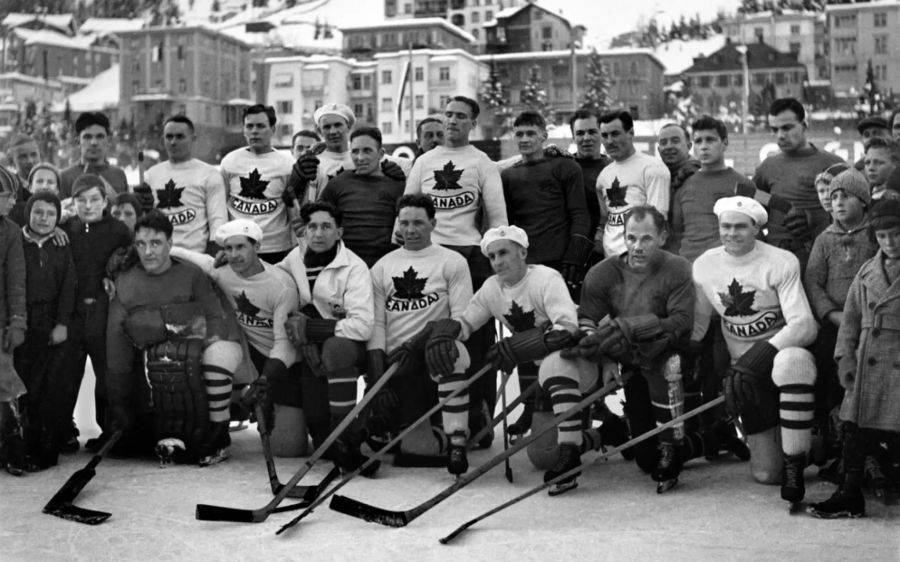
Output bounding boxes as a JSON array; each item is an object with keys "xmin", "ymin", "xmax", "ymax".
[
  {"xmin": 483, "ymin": 1, "xmax": 574, "ymax": 30},
  {"xmin": 11, "ymin": 28, "xmax": 107, "ymax": 51},
  {"xmin": 825, "ymin": 0, "xmax": 899, "ymax": 13},
  {"xmin": 377, "ymin": 48, "xmax": 480, "ymax": 64},
  {"xmin": 340, "ymin": 17, "xmax": 476, "ymax": 43},
  {"xmin": 0, "ymin": 71, "xmax": 63, "ymax": 88},
  {"xmin": 478, "ymin": 48, "xmax": 663, "ymax": 69},
  {"xmin": 78, "ymin": 18, "xmax": 146, "ymax": 35},
  {"xmin": 2, "ymin": 13, "xmax": 74, "ymax": 34},
  {"xmin": 652, "ymin": 35, "xmax": 727, "ymax": 76},
  {"xmin": 51, "ymin": 64, "xmax": 118, "ymax": 113}
]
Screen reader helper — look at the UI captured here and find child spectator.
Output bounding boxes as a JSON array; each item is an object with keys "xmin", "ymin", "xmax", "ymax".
[
  {"xmin": 863, "ymin": 138, "xmax": 897, "ymax": 201},
  {"xmin": 110, "ymin": 192, "xmax": 143, "ymax": 234},
  {"xmin": 814, "ymin": 163, "xmax": 850, "ymax": 215}
]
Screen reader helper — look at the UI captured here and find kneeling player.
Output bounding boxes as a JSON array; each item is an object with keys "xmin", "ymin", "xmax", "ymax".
[
  {"xmin": 107, "ymin": 211, "xmax": 243, "ymax": 465},
  {"xmin": 693, "ymin": 196, "xmax": 818, "ymax": 506}
]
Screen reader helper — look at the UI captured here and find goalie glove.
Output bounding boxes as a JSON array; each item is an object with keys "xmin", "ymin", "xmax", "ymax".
[
  {"xmin": 387, "ymin": 322, "xmax": 433, "ymax": 368},
  {"xmin": 424, "ymin": 319, "xmax": 462, "ymax": 377},
  {"xmin": 722, "ymin": 340, "xmax": 777, "ymax": 417},
  {"xmin": 487, "ymin": 327, "xmax": 577, "ymax": 372}
]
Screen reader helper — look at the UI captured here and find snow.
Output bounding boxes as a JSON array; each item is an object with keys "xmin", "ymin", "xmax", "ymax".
[
  {"xmin": 52, "ymin": 64, "xmax": 119, "ymax": 114},
  {"xmin": 3, "ymin": 362, "xmax": 898, "ymax": 561},
  {"xmin": 653, "ymin": 35, "xmax": 727, "ymax": 76},
  {"xmin": 77, "ymin": 18, "xmax": 147, "ymax": 35},
  {"xmin": 11, "ymin": 28, "xmax": 99, "ymax": 51}
]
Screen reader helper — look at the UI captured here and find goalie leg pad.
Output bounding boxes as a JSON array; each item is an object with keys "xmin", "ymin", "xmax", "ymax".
[
  {"xmin": 147, "ymin": 340, "xmax": 207, "ymax": 461},
  {"xmin": 647, "ymin": 354, "xmax": 685, "ymax": 442}
]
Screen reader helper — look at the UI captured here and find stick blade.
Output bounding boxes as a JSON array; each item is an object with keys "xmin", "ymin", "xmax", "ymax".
[
  {"xmin": 329, "ymin": 494, "xmax": 411, "ymax": 527},
  {"xmin": 195, "ymin": 503, "xmax": 261, "ymax": 523},
  {"xmin": 43, "ymin": 503, "xmax": 112, "ymax": 525}
]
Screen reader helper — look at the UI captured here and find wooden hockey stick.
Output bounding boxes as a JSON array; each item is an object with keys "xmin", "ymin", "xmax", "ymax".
[
  {"xmin": 438, "ymin": 395, "xmax": 726, "ymax": 544},
  {"xmin": 327, "ymin": 377, "xmax": 623, "ymax": 528},
  {"xmin": 43, "ymin": 431, "xmax": 122, "ymax": 525},
  {"xmin": 467, "ymin": 381, "xmax": 537, "ymax": 450},
  {"xmin": 194, "ymin": 363, "xmax": 400, "ymax": 523}
]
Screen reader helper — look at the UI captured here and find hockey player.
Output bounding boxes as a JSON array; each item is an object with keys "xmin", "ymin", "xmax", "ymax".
[
  {"xmin": 137, "ymin": 115, "xmax": 228, "ymax": 253},
  {"xmin": 657, "ymin": 123, "xmax": 701, "ymax": 196},
  {"xmin": 170, "ymin": 219, "xmax": 300, "ymax": 456},
  {"xmin": 106, "ymin": 211, "xmax": 243, "ymax": 465},
  {"xmin": 595, "ymin": 109, "xmax": 670, "ymax": 261},
  {"xmin": 566, "ymin": 205, "xmax": 696, "ymax": 492},
  {"xmin": 59, "ymin": 112, "xmax": 128, "ymax": 199},
  {"xmin": 367, "ymin": 194, "xmax": 474, "ymax": 475},
  {"xmin": 291, "ymin": 130, "xmax": 320, "ymax": 159},
  {"xmin": 319, "ymin": 127, "xmax": 404, "ymax": 267},
  {"xmin": 693, "ymin": 196, "xmax": 819, "ymax": 506},
  {"xmin": 569, "ymin": 109, "xmax": 610, "ymax": 251},
  {"xmin": 416, "ymin": 117, "xmax": 445, "ymax": 157},
  {"xmin": 220, "ymin": 104, "xmax": 295, "ymax": 264},
  {"xmin": 278, "ymin": 200, "xmax": 374, "ymax": 469}
]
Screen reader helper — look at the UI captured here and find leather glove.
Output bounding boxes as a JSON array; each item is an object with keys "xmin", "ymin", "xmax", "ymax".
[
  {"xmin": 424, "ymin": 319, "xmax": 462, "ymax": 377},
  {"xmin": 284, "ymin": 312, "xmax": 309, "ymax": 347},
  {"xmin": 133, "ymin": 183, "xmax": 155, "ymax": 213},
  {"xmin": 106, "ymin": 245, "xmax": 139, "ymax": 280},
  {"xmin": 783, "ymin": 208, "xmax": 814, "ymax": 239},
  {"xmin": 240, "ymin": 375, "xmax": 269, "ymax": 410},
  {"xmin": 380, "ymin": 159, "xmax": 406, "ymax": 181},
  {"xmin": 387, "ymin": 322, "xmax": 433, "ymax": 367},
  {"xmin": 722, "ymin": 341, "xmax": 777, "ymax": 417},
  {"xmin": 543, "ymin": 144, "xmax": 573, "ymax": 159},
  {"xmin": 293, "ymin": 152, "xmax": 320, "ymax": 183}
]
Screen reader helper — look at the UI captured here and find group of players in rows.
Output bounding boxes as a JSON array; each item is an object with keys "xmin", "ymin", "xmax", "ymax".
[{"xmin": 0, "ymin": 94, "xmax": 898, "ymax": 520}]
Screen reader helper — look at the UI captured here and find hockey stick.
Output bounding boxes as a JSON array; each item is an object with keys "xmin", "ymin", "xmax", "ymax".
[
  {"xmin": 438, "ymin": 395, "xmax": 726, "ymax": 544},
  {"xmin": 468, "ymin": 381, "xmax": 537, "ymax": 450},
  {"xmin": 194, "ymin": 363, "xmax": 401, "ymax": 523},
  {"xmin": 275, "ymin": 362, "xmax": 495, "ymax": 535},
  {"xmin": 254, "ymin": 398, "xmax": 334, "ymax": 500},
  {"xmin": 499, "ymin": 369, "xmax": 513, "ymax": 483},
  {"xmin": 327, "ymin": 377, "xmax": 623, "ymax": 528},
  {"xmin": 43, "ymin": 431, "xmax": 122, "ymax": 525}
]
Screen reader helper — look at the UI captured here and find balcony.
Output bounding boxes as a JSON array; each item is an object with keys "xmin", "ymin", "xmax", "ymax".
[{"xmin": 429, "ymin": 78, "xmax": 456, "ymax": 89}]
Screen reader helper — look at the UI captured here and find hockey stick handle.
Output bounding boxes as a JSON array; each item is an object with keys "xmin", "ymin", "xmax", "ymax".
[
  {"xmin": 275, "ymin": 361, "xmax": 496, "ymax": 534},
  {"xmin": 468, "ymin": 381, "xmax": 536, "ymax": 449},
  {"xmin": 438, "ymin": 395, "xmax": 726, "ymax": 544}
]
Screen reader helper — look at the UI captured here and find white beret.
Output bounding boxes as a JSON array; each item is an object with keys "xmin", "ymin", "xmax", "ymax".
[
  {"xmin": 313, "ymin": 103, "xmax": 355, "ymax": 128},
  {"xmin": 480, "ymin": 225, "xmax": 529, "ymax": 256},
  {"xmin": 713, "ymin": 195, "xmax": 768, "ymax": 227},
  {"xmin": 215, "ymin": 219, "xmax": 263, "ymax": 246}
]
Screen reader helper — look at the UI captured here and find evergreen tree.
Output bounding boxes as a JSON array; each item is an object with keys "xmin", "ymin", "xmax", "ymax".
[
  {"xmin": 479, "ymin": 58, "xmax": 512, "ymax": 138},
  {"xmin": 581, "ymin": 49, "xmax": 612, "ymax": 115},
  {"xmin": 520, "ymin": 64, "xmax": 553, "ymax": 123}
]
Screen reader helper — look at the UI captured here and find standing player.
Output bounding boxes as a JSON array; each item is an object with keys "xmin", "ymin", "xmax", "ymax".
[
  {"xmin": 291, "ymin": 130, "xmax": 321, "ymax": 159},
  {"xmin": 367, "ymin": 194, "xmax": 474, "ymax": 474},
  {"xmin": 569, "ymin": 109, "xmax": 611, "ymax": 254},
  {"xmin": 693, "ymin": 196, "xmax": 819, "ymax": 506},
  {"xmin": 657, "ymin": 123, "xmax": 701, "ymax": 196},
  {"xmin": 139, "ymin": 115, "xmax": 228, "ymax": 253},
  {"xmin": 221, "ymin": 104, "xmax": 295, "ymax": 264},
  {"xmin": 595, "ymin": 109, "xmax": 670, "ymax": 260},
  {"xmin": 59, "ymin": 112, "xmax": 128, "ymax": 199},
  {"xmin": 416, "ymin": 117, "xmax": 445, "ymax": 157}
]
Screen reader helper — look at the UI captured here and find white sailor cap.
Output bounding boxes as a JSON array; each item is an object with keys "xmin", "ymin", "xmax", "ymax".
[
  {"xmin": 480, "ymin": 225, "xmax": 529, "ymax": 256},
  {"xmin": 713, "ymin": 195, "xmax": 768, "ymax": 227},
  {"xmin": 313, "ymin": 103, "xmax": 356, "ymax": 129},
  {"xmin": 215, "ymin": 219, "xmax": 263, "ymax": 246}
]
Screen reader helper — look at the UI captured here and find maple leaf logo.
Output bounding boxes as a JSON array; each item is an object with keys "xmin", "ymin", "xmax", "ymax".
[
  {"xmin": 503, "ymin": 300, "xmax": 536, "ymax": 333},
  {"xmin": 156, "ymin": 178, "xmax": 184, "ymax": 209},
  {"xmin": 606, "ymin": 177, "xmax": 628, "ymax": 207},
  {"xmin": 432, "ymin": 161, "xmax": 463, "ymax": 191},
  {"xmin": 392, "ymin": 267, "xmax": 427, "ymax": 299},
  {"xmin": 234, "ymin": 291, "xmax": 261, "ymax": 317},
  {"xmin": 239, "ymin": 168, "xmax": 270, "ymax": 199},
  {"xmin": 718, "ymin": 278, "xmax": 757, "ymax": 317}
]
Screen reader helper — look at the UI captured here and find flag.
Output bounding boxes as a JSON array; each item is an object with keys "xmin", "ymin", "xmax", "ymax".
[{"xmin": 396, "ymin": 58, "xmax": 411, "ymax": 124}]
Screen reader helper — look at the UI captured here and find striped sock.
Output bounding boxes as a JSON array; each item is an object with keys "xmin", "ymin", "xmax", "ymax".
[
  {"xmin": 779, "ymin": 383, "xmax": 815, "ymax": 456},
  {"xmin": 439, "ymin": 372, "xmax": 469, "ymax": 436},
  {"xmin": 202, "ymin": 364, "xmax": 234, "ymax": 423},
  {"xmin": 327, "ymin": 366, "xmax": 359, "ymax": 418},
  {"xmin": 545, "ymin": 375, "xmax": 582, "ymax": 447}
]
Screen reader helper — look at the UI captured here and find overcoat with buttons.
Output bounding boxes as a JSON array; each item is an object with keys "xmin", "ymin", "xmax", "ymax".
[{"xmin": 835, "ymin": 249, "xmax": 900, "ymax": 431}]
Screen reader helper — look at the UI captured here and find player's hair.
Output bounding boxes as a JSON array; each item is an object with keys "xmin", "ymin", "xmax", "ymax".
[
  {"xmin": 300, "ymin": 200, "xmax": 343, "ymax": 227},
  {"xmin": 243, "ymin": 104, "xmax": 276, "ymax": 127},
  {"xmin": 513, "ymin": 110, "xmax": 546, "ymax": 129},
  {"xmin": 6, "ymin": 132, "xmax": 35, "ymax": 151},
  {"xmin": 624, "ymin": 204, "xmax": 669, "ymax": 235},
  {"xmin": 568, "ymin": 108, "xmax": 599, "ymax": 133},
  {"xmin": 350, "ymin": 126, "xmax": 383, "ymax": 146},
  {"xmin": 397, "ymin": 193, "xmax": 436, "ymax": 220},
  {"xmin": 768, "ymin": 97, "xmax": 805, "ymax": 122},
  {"xmin": 75, "ymin": 111, "xmax": 111, "ymax": 135},
  {"xmin": 690, "ymin": 116, "xmax": 728, "ymax": 141},
  {"xmin": 292, "ymin": 129, "xmax": 320, "ymax": 145},
  {"xmin": 599, "ymin": 109, "xmax": 634, "ymax": 132},
  {"xmin": 659, "ymin": 122, "xmax": 690, "ymax": 140},
  {"xmin": 134, "ymin": 209, "xmax": 173, "ymax": 239},
  {"xmin": 114, "ymin": 192, "xmax": 145, "ymax": 218},
  {"xmin": 416, "ymin": 117, "xmax": 443, "ymax": 138},
  {"xmin": 163, "ymin": 114, "xmax": 195, "ymax": 132},
  {"xmin": 448, "ymin": 95, "xmax": 480, "ymax": 119}
]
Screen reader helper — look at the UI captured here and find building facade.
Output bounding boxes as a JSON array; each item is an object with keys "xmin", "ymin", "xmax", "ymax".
[
  {"xmin": 483, "ymin": 1, "xmax": 583, "ymax": 55},
  {"xmin": 118, "ymin": 26, "xmax": 253, "ymax": 161},
  {"xmin": 3, "ymin": 28, "xmax": 117, "ymax": 80},
  {"xmin": 342, "ymin": 18, "xmax": 475, "ymax": 60},
  {"xmin": 723, "ymin": 10, "xmax": 824, "ymax": 80}
]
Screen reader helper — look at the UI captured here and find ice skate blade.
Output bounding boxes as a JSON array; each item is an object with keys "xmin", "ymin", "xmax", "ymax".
[
  {"xmin": 656, "ymin": 478, "xmax": 678, "ymax": 494},
  {"xmin": 788, "ymin": 501, "xmax": 807, "ymax": 515},
  {"xmin": 805, "ymin": 506, "xmax": 865, "ymax": 519},
  {"xmin": 548, "ymin": 480, "xmax": 578, "ymax": 496}
]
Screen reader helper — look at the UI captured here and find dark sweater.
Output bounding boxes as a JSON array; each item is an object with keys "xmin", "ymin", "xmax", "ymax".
[
  {"xmin": 59, "ymin": 161, "xmax": 128, "ymax": 199},
  {"xmin": 64, "ymin": 214, "xmax": 132, "ymax": 301},
  {"xmin": 574, "ymin": 155, "xmax": 611, "ymax": 239},
  {"xmin": 21, "ymin": 229, "xmax": 77, "ymax": 332},
  {"xmin": 319, "ymin": 171, "xmax": 404, "ymax": 268},
  {"xmin": 502, "ymin": 156, "xmax": 590, "ymax": 264}
]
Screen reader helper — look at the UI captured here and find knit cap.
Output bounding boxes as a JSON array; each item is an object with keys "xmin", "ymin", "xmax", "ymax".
[
  {"xmin": 829, "ymin": 169, "xmax": 871, "ymax": 206},
  {"xmin": 870, "ymin": 198, "xmax": 900, "ymax": 230}
]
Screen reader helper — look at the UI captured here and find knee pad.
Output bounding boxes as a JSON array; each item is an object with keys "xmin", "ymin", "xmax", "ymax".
[
  {"xmin": 147, "ymin": 340, "xmax": 207, "ymax": 461},
  {"xmin": 320, "ymin": 337, "xmax": 360, "ymax": 371},
  {"xmin": 771, "ymin": 347, "xmax": 816, "ymax": 387},
  {"xmin": 271, "ymin": 404, "xmax": 309, "ymax": 458}
]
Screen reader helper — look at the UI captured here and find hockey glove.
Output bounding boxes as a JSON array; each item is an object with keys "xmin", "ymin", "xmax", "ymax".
[
  {"xmin": 487, "ymin": 327, "xmax": 577, "ymax": 372},
  {"xmin": 783, "ymin": 209, "xmax": 814, "ymax": 240},
  {"xmin": 424, "ymin": 319, "xmax": 462, "ymax": 377},
  {"xmin": 133, "ymin": 182, "xmax": 156, "ymax": 213},
  {"xmin": 299, "ymin": 343, "xmax": 326, "ymax": 377},
  {"xmin": 240, "ymin": 375, "xmax": 270, "ymax": 410},
  {"xmin": 561, "ymin": 234, "xmax": 593, "ymax": 287},
  {"xmin": 293, "ymin": 152, "xmax": 321, "ymax": 183},
  {"xmin": 380, "ymin": 159, "xmax": 406, "ymax": 182},
  {"xmin": 387, "ymin": 322, "xmax": 433, "ymax": 368},
  {"xmin": 542, "ymin": 144, "xmax": 573, "ymax": 159},
  {"xmin": 284, "ymin": 312, "xmax": 309, "ymax": 347},
  {"xmin": 305, "ymin": 318, "xmax": 337, "ymax": 343},
  {"xmin": 559, "ymin": 321, "xmax": 627, "ymax": 362},
  {"xmin": 106, "ymin": 245, "xmax": 140, "ymax": 280},
  {"xmin": 722, "ymin": 341, "xmax": 778, "ymax": 417}
]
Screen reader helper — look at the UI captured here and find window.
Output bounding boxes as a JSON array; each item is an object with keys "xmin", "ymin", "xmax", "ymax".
[
  {"xmin": 754, "ymin": 27, "xmax": 763, "ymax": 41},
  {"xmin": 363, "ymin": 75, "xmax": 372, "ymax": 89},
  {"xmin": 876, "ymin": 64, "xmax": 888, "ymax": 81},
  {"xmin": 415, "ymin": 95, "xmax": 423, "ymax": 109},
  {"xmin": 439, "ymin": 66, "xmax": 450, "ymax": 81},
  {"xmin": 451, "ymin": 14, "xmax": 465, "ymax": 26},
  {"xmin": 177, "ymin": 45, "xmax": 185, "ymax": 60},
  {"xmin": 790, "ymin": 24, "xmax": 800, "ymax": 35},
  {"xmin": 774, "ymin": 72, "xmax": 785, "ymax": 85},
  {"xmin": 486, "ymin": 10, "xmax": 492, "ymax": 20},
  {"xmin": 439, "ymin": 95, "xmax": 449, "ymax": 107},
  {"xmin": 753, "ymin": 73, "xmax": 767, "ymax": 86},
  {"xmin": 274, "ymin": 73, "xmax": 293, "ymax": 87},
  {"xmin": 132, "ymin": 79, "xmax": 139, "ymax": 94},
  {"xmin": 472, "ymin": 28, "xmax": 479, "ymax": 39},
  {"xmin": 151, "ymin": 42, "xmax": 164, "ymax": 62},
  {"xmin": 834, "ymin": 14, "xmax": 856, "ymax": 28},
  {"xmin": 834, "ymin": 37, "xmax": 856, "ymax": 56},
  {"xmin": 179, "ymin": 78, "xmax": 186, "ymax": 93},
  {"xmin": 278, "ymin": 124, "xmax": 293, "ymax": 137},
  {"xmin": 716, "ymin": 74, "xmax": 729, "ymax": 87},
  {"xmin": 875, "ymin": 35, "xmax": 888, "ymax": 55},
  {"xmin": 404, "ymin": 2, "xmax": 411, "ymax": 14},
  {"xmin": 612, "ymin": 62, "xmax": 620, "ymax": 76},
  {"xmin": 698, "ymin": 75, "xmax": 710, "ymax": 88},
  {"xmin": 382, "ymin": 122, "xmax": 393, "ymax": 135},
  {"xmin": 472, "ymin": 12, "xmax": 479, "ymax": 23},
  {"xmin": 404, "ymin": 120, "xmax": 411, "ymax": 133},
  {"xmin": 414, "ymin": 66, "xmax": 423, "ymax": 81},
  {"xmin": 875, "ymin": 12, "xmax": 887, "ymax": 27},
  {"xmin": 276, "ymin": 100, "xmax": 292, "ymax": 114},
  {"xmin": 354, "ymin": 103, "xmax": 363, "ymax": 116},
  {"xmin": 790, "ymin": 42, "xmax": 800, "ymax": 54},
  {"xmin": 382, "ymin": 70, "xmax": 392, "ymax": 84},
  {"xmin": 381, "ymin": 97, "xmax": 392, "ymax": 110},
  {"xmin": 834, "ymin": 64, "xmax": 857, "ymax": 74},
  {"xmin": 542, "ymin": 26, "xmax": 552, "ymax": 39},
  {"xmin": 534, "ymin": 10, "xmax": 542, "ymax": 19},
  {"xmin": 352, "ymin": 75, "xmax": 362, "ymax": 89}
]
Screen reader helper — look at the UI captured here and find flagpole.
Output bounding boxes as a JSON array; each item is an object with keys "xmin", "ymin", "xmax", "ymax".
[{"xmin": 408, "ymin": 42, "xmax": 415, "ymax": 143}]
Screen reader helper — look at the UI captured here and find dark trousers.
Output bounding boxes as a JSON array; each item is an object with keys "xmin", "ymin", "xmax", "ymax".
[
  {"xmin": 13, "ymin": 326, "xmax": 69, "ymax": 454},
  {"xmin": 61, "ymin": 299, "xmax": 110, "ymax": 433}
]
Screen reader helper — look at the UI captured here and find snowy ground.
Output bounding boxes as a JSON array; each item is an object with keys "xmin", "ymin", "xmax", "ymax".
[{"xmin": 2, "ymin": 368, "xmax": 899, "ymax": 561}]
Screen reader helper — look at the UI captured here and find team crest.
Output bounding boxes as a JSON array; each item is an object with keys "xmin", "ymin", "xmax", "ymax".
[
  {"xmin": 433, "ymin": 161, "xmax": 463, "ymax": 191},
  {"xmin": 606, "ymin": 177, "xmax": 628, "ymax": 207},
  {"xmin": 503, "ymin": 301, "xmax": 536, "ymax": 333},
  {"xmin": 234, "ymin": 291, "xmax": 273, "ymax": 328},
  {"xmin": 157, "ymin": 179, "xmax": 185, "ymax": 209},
  {"xmin": 231, "ymin": 168, "xmax": 278, "ymax": 215},
  {"xmin": 386, "ymin": 266, "xmax": 440, "ymax": 311},
  {"xmin": 718, "ymin": 279, "xmax": 778, "ymax": 338}
]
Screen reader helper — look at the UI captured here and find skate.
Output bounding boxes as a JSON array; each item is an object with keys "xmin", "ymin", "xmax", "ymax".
[
  {"xmin": 864, "ymin": 455, "xmax": 888, "ymax": 501},
  {"xmin": 781, "ymin": 453, "xmax": 807, "ymax": 508},
  {"xmin": 704, "ymin": 420, "xmax": 750, "ymax": 461},
  {"xmin": 335, "ymin": 429, "xmax": 380, "ymax": 477},
  {"xmin": 198, "ymin": 422, "xmax": 231, "ymax": 467},
  {"xmin": 807, "ymin": 487, "xmax": 865, "ymax": 519},
  {"xmin": 653, "ymin": 441, "xmax": 682, "ymax": 494},
  {"xmin": 447, "ymin": 435, "xmax": 469, "ymax": 477},
  {"xmin": 817, "ymin": 458, "xmax": 842, "ymax": 485},
  {"xmin": 545, "ymin": 443, "xmax": 581, "ymax": 496}
]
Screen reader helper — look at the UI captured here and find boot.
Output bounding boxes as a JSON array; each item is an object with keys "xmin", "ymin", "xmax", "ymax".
[
  {"xmin": 781, "ymin": 452, "xmax": 807, "ymax": 504},
  {"xmin": 545, "ymin": 443, "xmax": 581, "ymax": 496},
  {"xmin": 653, "ymin": 440, "xmax": 682, "ymax": 493},
  {"xmin": 808, "ymin": 486, "xmax": 865, "ymax": 519},
  {"xmin": 198, "ymin": 422, "xmax": 231, "ymax": 467},
  {"xmin": 333, "ymin": 417, "xmax": 379, "ymax": 477},
  {"xmin": 447, "ymin": 433, "xmax": 468, "ymax": 476},
  {"xmin": 865, "ymin": 455, "xmax": 888, "ymax": 499}
]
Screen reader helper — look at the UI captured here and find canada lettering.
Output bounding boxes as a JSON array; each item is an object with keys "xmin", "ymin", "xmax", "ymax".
[
  {"xmin": 724, "ymin": 311, "xmax": 779, "ymax": 338},
  {"xmin": 386, "ymin": 293, "xmax": 440, "ymax": 312},
  {"xmin": 608, "ymin": 211, "xmax": 626, "ymax": 226},
  {"xmin": 231, "ymin": 196, "xmax": 278, "ymax": 215},
  {"xmin": 235, "ymin": 311, "xmax": 274, "ymax": 328},
  {"xmin": 165, "ymin": 208, "xmax": 197, "ymax": 226},
  {"xmin": 431, "ymin": 191, "xmax": 475, "ymax": 209}
]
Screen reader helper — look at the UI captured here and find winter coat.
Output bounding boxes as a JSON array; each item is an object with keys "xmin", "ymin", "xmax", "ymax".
[
  {"xmin": 834, "ymin": 250, "xmax": 900, "ymax": 431},
  {"xmin": 0, "ymin": 216, "xmax": 27, "ymax": 401}
]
